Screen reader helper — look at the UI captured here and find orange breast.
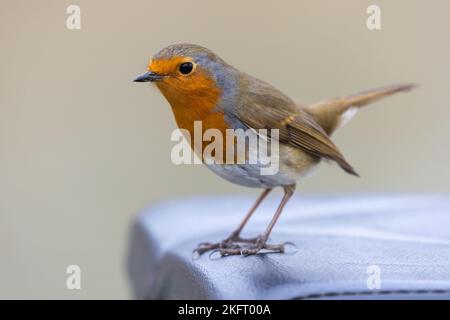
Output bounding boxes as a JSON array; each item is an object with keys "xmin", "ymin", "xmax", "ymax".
[{"xmin": 155, "ymin": 70, "xmax": 233, "ymax": 163}]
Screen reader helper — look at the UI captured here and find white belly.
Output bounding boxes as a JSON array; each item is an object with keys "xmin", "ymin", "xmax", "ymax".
[{"xmin": 205, "ymin": 143, "xmax": 320, "ymax": 188}]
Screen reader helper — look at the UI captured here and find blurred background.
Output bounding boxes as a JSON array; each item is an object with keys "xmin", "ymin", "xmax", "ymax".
[{"xmin": 1, "ymin": 0, "xmax": 449, "ymax": 299}]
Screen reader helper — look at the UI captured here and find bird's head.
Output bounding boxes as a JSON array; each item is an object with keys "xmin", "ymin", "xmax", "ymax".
[{"xmin": 134, "ymin": 44, "xmax": 233, "ymax": 107}]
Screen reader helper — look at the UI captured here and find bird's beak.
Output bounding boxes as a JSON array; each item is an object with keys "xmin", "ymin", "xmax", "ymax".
[{"xmin": 133, "ymin": 71, "xmax": 164, "ymax": 82}]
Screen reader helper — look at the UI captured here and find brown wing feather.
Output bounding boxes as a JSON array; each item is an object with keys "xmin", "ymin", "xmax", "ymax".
[
  {"xmin": 286, "ymin": 112, "xmax": 358, "ymax": 175},
  {"xmin": 234, "ymin": 74, "xmax": 358, "ymax": 176}
]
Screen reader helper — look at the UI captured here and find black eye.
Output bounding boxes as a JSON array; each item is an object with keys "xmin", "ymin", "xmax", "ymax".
[{"xmin": 179, "ymin": 62, "xmax": 193, "ymax": 75}]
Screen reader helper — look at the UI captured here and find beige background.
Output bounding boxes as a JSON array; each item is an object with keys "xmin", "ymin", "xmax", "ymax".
[{"xmin": 1, "ymin": 0, "xmax": 449, "ymax": 299}]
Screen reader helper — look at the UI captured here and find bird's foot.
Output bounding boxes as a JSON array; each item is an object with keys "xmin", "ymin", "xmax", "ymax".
[
  {"xmin": 193, "ymin": 236, "xmax": 295, "ymax": 258},
  {"xmin": 192, "ymin": 235, "xmax": 257, "ymax": 257},
  {"xmin": 217, "ymin": 238, "xmax": 295, "ymax": 256}
]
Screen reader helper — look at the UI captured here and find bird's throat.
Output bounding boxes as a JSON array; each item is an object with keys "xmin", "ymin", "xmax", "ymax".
[{"xmin": 156, "ymin": 80, "xmax": 231, "ymax": 161}]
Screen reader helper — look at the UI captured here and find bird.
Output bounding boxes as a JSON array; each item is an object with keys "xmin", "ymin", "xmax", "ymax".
[{"xmin": 134, "ymin": 43, "xmax": 415, "ymax": 257}]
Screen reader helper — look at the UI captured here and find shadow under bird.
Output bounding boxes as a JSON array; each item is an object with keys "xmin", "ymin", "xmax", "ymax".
[{"xmin": 134, "ymin": 43, "xmax": 415, "ymax": 257}]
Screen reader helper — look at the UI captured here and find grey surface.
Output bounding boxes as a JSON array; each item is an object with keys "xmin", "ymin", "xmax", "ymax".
[{"xmin": 127, "ymin": 194, "xmax": 450, "ymax": 299}]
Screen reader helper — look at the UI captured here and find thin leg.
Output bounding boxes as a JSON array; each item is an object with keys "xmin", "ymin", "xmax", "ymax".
[
  {"xmin": 225, "ymin": 188, "xmax": 272, "ymax": 242},
  {"xmin": 258, "ymin": 185, "xmax": 295, "ymax": 243},
  {"xmin": 193, "ymin": 188, "xmax": 272, "ymax": 256},
  {"xmin": 220, "ymin": 184, "xmax": 296, "ymax": 256}
]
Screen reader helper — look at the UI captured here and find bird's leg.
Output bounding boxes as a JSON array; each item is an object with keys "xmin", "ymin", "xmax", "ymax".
[
  {"xmin": 219, "ymin": 184, "xmax": 296, "ymax": 256},
  {"xmin": 193, "ymin": 188, "xmax": 272, "ymax": 256},
  {"xmin": 223, "ymin": 188, "xmax": 272, "ymax": 243}
]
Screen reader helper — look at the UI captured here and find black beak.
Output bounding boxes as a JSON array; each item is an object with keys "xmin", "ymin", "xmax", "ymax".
[{"xmin": 133, "ymin": 71, "xmax": 163, "ymax": 82}]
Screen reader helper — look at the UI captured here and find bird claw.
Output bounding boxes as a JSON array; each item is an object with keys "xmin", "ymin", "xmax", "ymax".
[
  {"xmin": 192, "ymin": 242, "xmax": 220, "ymax": 258},
  {"xmin": 192, "ymin": 237, "xmax": 297, "ymax": 258},
  {"xmin": 208, "ymin": 249, "xmax": 223, "ymax": 260},
  {"xmin": 283, "ymin": 241, "xmax": 298, "ymax": 253}
]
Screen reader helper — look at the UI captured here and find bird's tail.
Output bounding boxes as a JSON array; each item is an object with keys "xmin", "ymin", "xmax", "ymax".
[{"xmin": 305, "ymin": 84, "xmax": 416, "ymax": 135}]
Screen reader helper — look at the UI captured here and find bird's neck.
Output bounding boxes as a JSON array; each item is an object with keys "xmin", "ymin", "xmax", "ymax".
[{"xmin": 156, "ymin": 82, "xmax": 230, "ymax": 159}]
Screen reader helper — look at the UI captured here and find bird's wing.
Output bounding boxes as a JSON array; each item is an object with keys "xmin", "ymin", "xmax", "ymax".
[{"xmin": 234, "ymin": 75, "xmax": 358, "ymax": 176}]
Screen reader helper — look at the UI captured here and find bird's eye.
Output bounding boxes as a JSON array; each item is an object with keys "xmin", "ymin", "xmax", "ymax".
[{"xmin": 179, "ymin": 62, "xmax": 194, "ymax": 75}]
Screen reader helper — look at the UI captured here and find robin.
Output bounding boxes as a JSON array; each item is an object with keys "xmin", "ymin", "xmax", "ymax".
[{"xmin": 134, "ymin": 43, "xmax": 415, "ymax": 257}]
